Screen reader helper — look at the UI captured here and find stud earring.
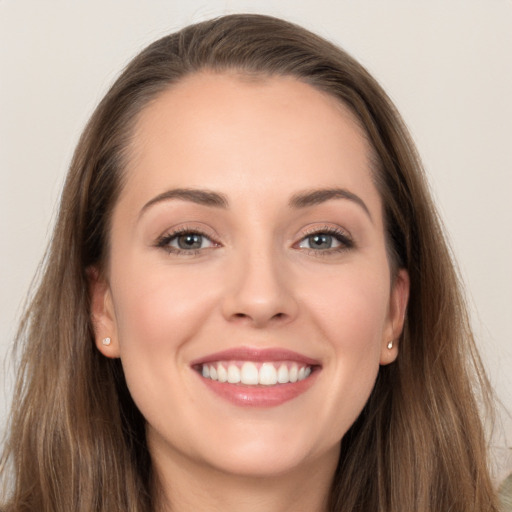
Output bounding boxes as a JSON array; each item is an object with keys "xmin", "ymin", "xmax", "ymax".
[
  {"xmin": 102, "ymin": 337, "xmax": 111, "ymax": 346},
  {"xmin": 387, "ymin": 341, "xmax": 394, "ymax": 350}
]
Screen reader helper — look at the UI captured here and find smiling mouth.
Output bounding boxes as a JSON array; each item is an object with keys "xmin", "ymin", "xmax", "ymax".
[
  {"xmin": 190, "ymin": 347, "xmax": 321, "ymax": 406},
  {"xmin": 196, "ymin": 361, "xmax": 314, "ymax": 386}
]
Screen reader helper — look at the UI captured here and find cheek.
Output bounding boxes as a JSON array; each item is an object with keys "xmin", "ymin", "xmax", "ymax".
[
  {"xmin": 299, "ymin": 264, "xmax": 390, "ymax": 429},
  {"xmin": 304, "ymin": 263, "xmax": 390, "ymax": 350},
  {"xmin": 109, "ymin": 253, "xmax": 222, "ymax": 367},
  {"xmin": 108, "ymin": 260, "xmax": 224, "ymax": 429}
]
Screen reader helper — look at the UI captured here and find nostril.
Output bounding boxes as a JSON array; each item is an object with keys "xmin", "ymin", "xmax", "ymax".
[{"xmin": 230, "ymin": 311, "xmax": 287, "ymax": 323}]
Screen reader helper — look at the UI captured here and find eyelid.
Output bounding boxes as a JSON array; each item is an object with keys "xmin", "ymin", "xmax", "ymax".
[
  {"xmin": 299, "ymin": 223, "xmax": 352, "ymax": 237},
  {"xmin": 155, "ymin": 223, "xmax": 221, "ymax": 254},
  {"xmin": 293, "ymin": 224, "xmax": 355, "ymax": 253}
]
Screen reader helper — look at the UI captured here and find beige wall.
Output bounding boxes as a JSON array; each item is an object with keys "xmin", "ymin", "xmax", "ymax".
[{"xmin": 1, "ymin": 0, "xmax": 511, "ymax": 479}]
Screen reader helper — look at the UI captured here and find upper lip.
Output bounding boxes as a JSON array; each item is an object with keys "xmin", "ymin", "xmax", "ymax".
[{"xmin": 190, "ymin": 347, "xmax": 321, "ymax": 367}]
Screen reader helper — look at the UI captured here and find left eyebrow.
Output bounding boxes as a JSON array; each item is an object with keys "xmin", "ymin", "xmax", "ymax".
[{"xmin": 289, "ymin": 188, "xmax": 372, "ymax": 222}]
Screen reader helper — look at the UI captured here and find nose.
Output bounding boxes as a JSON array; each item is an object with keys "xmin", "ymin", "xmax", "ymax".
[{"xmin": 221, "ymin": 248, "xmax": 298, "ymax": 328}]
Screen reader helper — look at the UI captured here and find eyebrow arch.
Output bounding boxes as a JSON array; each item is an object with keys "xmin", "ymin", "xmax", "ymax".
[
  {"xmin": 289, "ymin": 188, "xmax": 372, "ymax": 221},
  {"xmin": 139, "ymin": 188, "xmax": 229, "ymax": 218}
]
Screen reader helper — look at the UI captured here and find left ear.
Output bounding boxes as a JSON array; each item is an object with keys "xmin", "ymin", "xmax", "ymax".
[{"xmin": 380, "ymin": 268, "xmax": 410, "ymax": 365}]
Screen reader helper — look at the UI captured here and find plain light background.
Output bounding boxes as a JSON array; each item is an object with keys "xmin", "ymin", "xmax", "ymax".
[{"xmin": 1, "ymin": 0, "xmax": 511, "ymax": 480}]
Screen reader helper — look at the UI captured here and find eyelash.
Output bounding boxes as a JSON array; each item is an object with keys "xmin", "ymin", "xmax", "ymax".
[
  {"xmin": 297, "ymin": 226, "xmax": 354, "ymax": 256},
  {"xmin": 155, "ymin": 227, "xmax": 219, "ymax": 256},
  {"xmin": 155, "ymin": 226, "xmax": 354, "ymax": 256}
]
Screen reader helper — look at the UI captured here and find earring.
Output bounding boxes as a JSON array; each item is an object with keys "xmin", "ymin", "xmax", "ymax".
[
  {"xmin": 102, "ymin": 337, "xmax": 111, "ymax": 346},
  {"xmin": 387, "ymin": 341, "xmax": 394, "ymax": 350}
]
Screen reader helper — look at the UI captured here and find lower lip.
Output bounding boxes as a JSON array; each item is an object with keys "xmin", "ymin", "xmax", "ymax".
[{"xmin": 196, "ymin": 370, "xmax": 319, "ymax": 407}]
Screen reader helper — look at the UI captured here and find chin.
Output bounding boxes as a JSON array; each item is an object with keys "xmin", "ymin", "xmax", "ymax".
[
  {"xmin": 202, "ymin": 445, "xmax": 320, "ymax": 479},
  {"xmin": 189, "ymin": 423, "xmax": 341, "ymax": 479}
]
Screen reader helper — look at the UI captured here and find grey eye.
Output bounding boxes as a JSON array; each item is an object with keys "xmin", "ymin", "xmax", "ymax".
[
  {"xmin": 299, "ymin": 233, "xmax": 341, "ymax": 250},
  {"xmin": 177, "ymin": 233, "xmax": 203, "ymax": 249},
  {"xmin": 169, "ymin": 233, "xmax": 214, "ymax": 250}
]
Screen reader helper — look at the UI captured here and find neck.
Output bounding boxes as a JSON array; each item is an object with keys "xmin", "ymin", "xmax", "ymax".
[{"xmin": 151, "ymin": 442, "xmax": 338, "ymax": 512}]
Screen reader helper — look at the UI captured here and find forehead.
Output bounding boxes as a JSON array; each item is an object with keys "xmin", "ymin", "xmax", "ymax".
[
  {"xmin": 131, "ymin": 71, "xmax": 368, "ymax": 151},
  {"xmin": 121, "ymin": 71, "xmax": 378, "ymax": 210}
]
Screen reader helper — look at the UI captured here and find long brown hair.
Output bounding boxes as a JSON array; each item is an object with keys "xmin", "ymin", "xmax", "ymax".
[{"xmin": 0, "ymin": 14, "xmax": 500, "ymax": 511}]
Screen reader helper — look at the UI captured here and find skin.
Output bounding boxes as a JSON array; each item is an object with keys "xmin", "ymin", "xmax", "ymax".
[{"xmin": 91, "ymin": 72, "xmax": 409, "ymax": 512}]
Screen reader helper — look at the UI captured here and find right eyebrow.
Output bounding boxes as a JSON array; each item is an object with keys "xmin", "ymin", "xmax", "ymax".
[{"xmin": 138, "ymin": 188, "xmax": 229, "ymax": 219}]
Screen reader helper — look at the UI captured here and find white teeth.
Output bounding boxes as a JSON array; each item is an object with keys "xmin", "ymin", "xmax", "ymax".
[
  {"xmin": 217, "ymin": 364, "xmax": 228, "ymax": 382},
  {"xmin": 277, "ymin": 364, "xmax": 289, "ymax": 383},
  {"xmin": 200, "ymin": 361, "xmax": 313, "ymax": 386},
  {"xmin": 259, "ymin": 363, "xmax": 277, "ymax": 385},
  {"xmin": 240, "ymin": 362, "xmax": 259, "ymax": 385},
  {"xmin": 227, "ymin": 364, "xmax": 241, "ymax": 383}
]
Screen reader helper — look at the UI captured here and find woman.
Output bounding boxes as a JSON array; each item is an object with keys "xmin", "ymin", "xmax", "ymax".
[{"xmin": 0, "ymin": 13, "xmax": 500, "ymax": 512}]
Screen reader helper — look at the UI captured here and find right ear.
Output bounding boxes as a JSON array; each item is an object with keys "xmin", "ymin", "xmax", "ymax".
[{"xmin": 87, "ymin": 266, "xmax": 120, "ymax": 358}]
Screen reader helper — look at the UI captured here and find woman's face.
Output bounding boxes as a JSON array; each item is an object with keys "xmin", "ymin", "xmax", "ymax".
[{"xmin": 92, "ymin": 72, "xmax": 408, "ymax": 479}]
